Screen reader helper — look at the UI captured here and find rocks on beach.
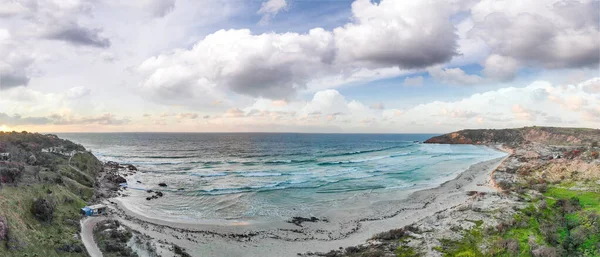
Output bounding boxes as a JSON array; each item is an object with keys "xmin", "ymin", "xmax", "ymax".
[
  {"xmin": 158, "ymin": 183, "xmax": 167, "ymax": 187},
  {"xmin": 287, "ymin": 216, "xmax": 322, "ymax": 227},
  {"xmin": 146, "ymin": 191, "xmax": 164, "ymax": 201}
]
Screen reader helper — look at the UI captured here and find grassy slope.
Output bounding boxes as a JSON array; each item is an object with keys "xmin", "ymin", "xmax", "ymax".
[
  {"xmin": 434, "ymin": 184, "xmax": 600, "ymax": 257},
  {"xmin": 0, "ymin": 132, "xmax": 102, "ymax": 256}
]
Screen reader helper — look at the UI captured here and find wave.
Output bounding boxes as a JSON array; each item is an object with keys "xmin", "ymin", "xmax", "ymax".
[
  {"xmin": 237, "ymin": 172, "xmax": 283, "ymax": 177},
  {"xmin": 318, "ymin": 150, "xmax": 418, "ymax": 166},
  {"xmin": 320, "ymin": 144, "xmax": 412, "ymax": 158},
  {"xmin": 191, "ymin": 173, "xmax": 227, "ymax": 177},
  {"xmin": 264, "ymin": 159, "xmax": 316, "ymax": 165}
]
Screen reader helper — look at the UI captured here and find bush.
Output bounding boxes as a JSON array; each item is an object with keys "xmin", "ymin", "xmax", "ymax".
[
  {"xmin": 31, "ymin": 198, "xmax": 55, "ymax": 222},
  {"xmin": 371, "ymin": 228, "xmax": 407, "ymax": 241},
  {"xmin": 532, "ymin": 246, "xmax": 560, "ymax": 257},
  {"xmin": 496, "ymin": 238, "xmax": 520, "ymax": 256},
  {"xmin": 0, "ymin": 163, "xmax": 25, "ymax": 183}
]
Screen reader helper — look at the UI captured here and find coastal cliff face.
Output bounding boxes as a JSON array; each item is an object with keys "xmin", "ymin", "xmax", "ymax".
[{"xmin": 424, "ymin": 127, "xmax": 599, "ymax": 146}]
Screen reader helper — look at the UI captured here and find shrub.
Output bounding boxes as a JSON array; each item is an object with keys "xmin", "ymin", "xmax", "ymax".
[
  {"xmin": 592, "ymin": 151, "xmax": 599, "ymax": 159},
  {"xmin": 0, "ymin": 163, "xmax": 25, "ymax": 183},
  {"xmin": 532, "ymin": 246, "xmax": 560, "ymax": 257},
  {"xmin": 371, "ymin": 228, "xmax": 407, "ymax": 241},
  {"xmin": 31, "ymin": 198, "xmax": 55, "ymax": 222},
  {"xmin": 497, "ymin": 238, "xmax": 520, "ymax": 256}
]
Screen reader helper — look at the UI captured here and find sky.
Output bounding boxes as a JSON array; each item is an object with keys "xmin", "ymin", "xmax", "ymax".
[{"xmin": 0, "ymin": 0, "xmax": 598, "ymax": 133}]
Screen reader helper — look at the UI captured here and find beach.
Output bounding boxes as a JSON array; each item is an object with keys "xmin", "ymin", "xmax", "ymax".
[{"xmin": 93, "ymin": 148, "xmax": 509, "ymax": 256}]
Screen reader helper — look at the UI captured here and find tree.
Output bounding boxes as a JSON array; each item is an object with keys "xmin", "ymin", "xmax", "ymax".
[{"xmin": 31, "ymin": 198, "xmax": 55, "ymax": 222}]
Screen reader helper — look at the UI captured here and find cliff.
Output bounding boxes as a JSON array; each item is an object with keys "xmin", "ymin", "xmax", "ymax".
[{"xmin": 424, "ymin": 126, "xmax": 600, "ymax": 146}]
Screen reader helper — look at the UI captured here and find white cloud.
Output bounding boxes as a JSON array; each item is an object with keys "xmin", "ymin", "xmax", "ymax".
[
  {"xmin": 206, "ymin": 77, "xmax": 600, "ymax": 132},
  {"xmin": 333, "ymin": 0, "xmax": 457, "ymax": 69},
  {"xmin": 138, "ymin": 28, "xmax": 335, "ymax": 100},
  {"xmin": 66, "ymin": 86, "xmax": 91, "ymax": 99},
  {"xmin": 428, "ymin": 66, "xmax": 483, "ymax": 85},
  {"xmin": 470, "ymin": 0, "xmax": 599, "ymax": 69},
  {"xmin": 258, "ymin": 0, "xmax": 287, "ymax": 24},
  {"xmin": 138, "ymin": 0, "xmax": 462, "ymax": 102},
  {"xmin": 482, "ymin": 54, "xmax": 520, "ymax": 81}
]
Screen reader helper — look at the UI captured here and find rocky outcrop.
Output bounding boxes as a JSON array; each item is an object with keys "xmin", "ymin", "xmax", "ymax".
[{"xmin": 106, "ymin": 173, "xmax": 126, "ymax": 184}]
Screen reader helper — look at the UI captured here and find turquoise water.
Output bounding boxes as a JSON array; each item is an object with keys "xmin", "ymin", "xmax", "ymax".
[{"xmin": 59, "ymin": 133, "xmax": 505, "ymax": 221}]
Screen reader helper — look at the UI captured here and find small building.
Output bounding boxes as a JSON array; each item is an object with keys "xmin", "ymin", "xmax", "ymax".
[
  {"xmin": 0, "ymin": 153, "xmax": 9, "ymax": 161},
  {"xmin": 81, "ymin": 204, "xmax": 107, "ymax": 216}
]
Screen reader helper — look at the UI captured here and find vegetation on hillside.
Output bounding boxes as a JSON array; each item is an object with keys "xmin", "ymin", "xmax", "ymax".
[
  {"xmin": 0, "ymin": 131, "xmax": 102, "ymax": 257},
  {"xmin": 424, "ymin": 126, "xmax": 600, "ymax": 147},
  {"xmin": 434, "ymin": 184, "xmax": 600, "ymax": 257}
]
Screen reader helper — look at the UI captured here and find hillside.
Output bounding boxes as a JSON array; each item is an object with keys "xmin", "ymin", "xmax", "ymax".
[
  {"xmin": 424, "ymin": 127, "xmax": 600, "ymax": 147},
  {"xmin": 0, "ymin": 131, "xmax": 102, "ymax": 256}
]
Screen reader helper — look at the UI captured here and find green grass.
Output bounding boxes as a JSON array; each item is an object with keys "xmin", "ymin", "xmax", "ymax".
[
  {"xmin": 434, "ymin": 186, "xmax": 600, "ymax": 257},
  {"xmin": 0, "ymin": 184, "xmax": 88, "ymax": 257},
  {"xmin": 544, "ymin": 187, "xmax": 600, "ymax": 212}
]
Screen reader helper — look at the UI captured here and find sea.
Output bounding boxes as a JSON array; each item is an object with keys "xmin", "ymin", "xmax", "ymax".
[{"xmin": 58, "ymin": 133, "xmax": 506, "ymax": 222}]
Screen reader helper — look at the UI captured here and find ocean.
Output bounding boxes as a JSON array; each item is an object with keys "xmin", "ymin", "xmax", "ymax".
[{"xmin": 58, "ymin": 133, "xmax": 506, "ymax": 222}]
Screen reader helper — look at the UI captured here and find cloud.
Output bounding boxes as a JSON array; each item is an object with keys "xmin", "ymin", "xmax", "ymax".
[
  {"xmin": 403, "ymin": 76, "xmax": 424, "ymax": 86},
  {"xmin": 146, "ymin": 0, "xmax": 176, "ymax": 18},
  {"xmin": 223, "ymin": 108, "xmax": 245, "ymax": 118},
  {"xmin": 0, "ymin": 112, "xmax": 130, "ymax": 126},
  {"xmin": 138, "ymin": 0, "xmax": 461, "ymax": 102},
  {"xmin": 66, "ymin": 86, "xmax": 91, "ymax": 99},
  {"xmin": 370, "ymin": 103, "xmax": 385, "ymax": 110},
  {"xmin": 177, "ymin": 113, "xmax": 199, "ymax": 119},
  {"xmin": 258, "ymin": 0, "xmax": 287, "ymax": 24},
  {"xmin": 0, "ymin": 35, "xmax": 35, "ymax": 89},
  {"xmin": 428, "ymin": 66, "xmax": 483, "ymax": 85},
  {"xmin": 470, "ymin": 0, "xmax": 599, "ymax": 69},
  {"xmin": 215, "ymin": 77, "xmax": 600, "ymax": 132},
  {"xmin": 138, "ymin": 28, "xmax": 335, "ymax": 100},
  {"xmin": 46, "ymin": 23, "xmax": 110, "ymax": 48},
  {"xmin": 482, "ymin": 54, "xmax": 520, "ymax": 81},
  {"xmin": 1, "ymin": 0, "xmax": 111, "ymax": 48},
  {"xmin": 333, "ymin": 0, "xmax": 457, "ymax": 69}
]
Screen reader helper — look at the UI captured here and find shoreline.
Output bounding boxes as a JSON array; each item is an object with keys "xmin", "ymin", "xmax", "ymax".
[{"xmin": 96, "ymin": 146, "xmax": 509, "ymax": 256}]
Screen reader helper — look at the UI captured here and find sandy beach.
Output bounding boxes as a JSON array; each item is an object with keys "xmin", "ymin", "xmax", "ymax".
[{"xmin": 93, "ymin": 147, "xmax": 509, "ymax": 257}]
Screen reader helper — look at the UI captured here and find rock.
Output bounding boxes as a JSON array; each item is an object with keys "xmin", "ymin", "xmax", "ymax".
[
  {"xmin": 0, "ymin": 216, "xmax": 8, "ymax": 241},
  {"xmin": 146, "ymin": 190, "xmax": 153, "ymax": 193},
  {"xmin": 137, "ymin": 180, "xmax": 142, "ymax": 184},
  {"xmin": 155, "ymin": 191, "xmax": 163, "ymax": 197},
  {"xmin": 287, "ymin": 216, "xmax": 320, "ymax": 227},
  {"xmin": 114, "ymin": 176, "xmax": 126, "ymax": 184},
  {"xmin": 127, "ymin": 164, "xmax": 138, "ymax": 171},
  {"xmin": 158, "ymin": 183, "xmax": 167, "ymax": 187}
]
